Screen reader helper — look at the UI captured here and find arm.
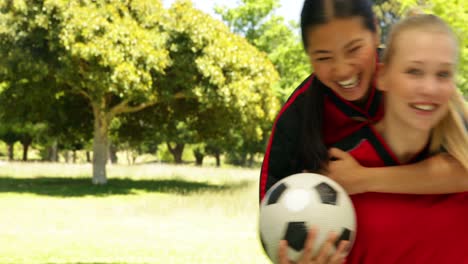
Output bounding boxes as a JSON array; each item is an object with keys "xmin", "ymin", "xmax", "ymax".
[
  {"xmin": 327, "ymin": 148, "xmax": 468, "ymax": 195},
  {"xmin": 366, "ymin": 153, "xmax": 468, "ymax": 194},
  {"xmin": 259, "ymin": 120, "xmax": 301, "ymax": 201}
]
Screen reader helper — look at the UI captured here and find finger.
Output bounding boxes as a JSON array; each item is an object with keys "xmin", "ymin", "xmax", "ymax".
[
  {"xmin": 315, "ymin": 231, "xmax": 338, "ymax": 263},
  {"xmin": 328, "ymin": 148, "xmax": 348, "ymax": 160},
  {"xmin": 278, "ymin": 240, "xmax": 292, "ymax": 264},
  {"xmin": 329, "ymin": 240, "xmax": 350, "ymax": 264},
  {"xmin": 299, "ymin": 227, "xmax": 318, "ymax": 263}
]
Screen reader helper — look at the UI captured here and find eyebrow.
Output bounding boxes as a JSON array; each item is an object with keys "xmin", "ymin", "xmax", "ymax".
[
  {"xmin": 312, "ymin": 38, "xmax": 364, "ymax": 55},
  {"xmin": 409, "ymin": 60, "xmax": 455, "ymax": 66},
  {"xmin": 344, "ymin": 38, "xmax": 364, "ymax": 49}
]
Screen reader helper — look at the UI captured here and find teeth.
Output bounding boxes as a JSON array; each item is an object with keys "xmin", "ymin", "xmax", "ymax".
[
  {"xmin": 338, "ymin": 75, "xmax": 359, "ymax": 89},
  {"xmin": 411, "ymin": 104, "xmax": 436, "ymax": 111}
]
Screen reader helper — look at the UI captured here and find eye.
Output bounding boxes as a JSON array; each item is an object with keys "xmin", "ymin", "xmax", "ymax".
[
  {"xmin": 437, "ymin": 71, "xmax": 452, "ymax": 79},
  {"xmin": 315, "ymin": 57, "xmax": 331, "ymax": 62},
  {"xmin": 348, "ymin": 46, "xmax": 361, "ymax": 54},
  {"xmin": 405, "ymin": 68, "xmax": 423, "ymax": 76}
]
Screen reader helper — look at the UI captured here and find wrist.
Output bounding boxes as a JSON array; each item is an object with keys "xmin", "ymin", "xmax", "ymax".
[{"xmin": 358, "ymin": 167, "xmax": 377, "ymax": 193}]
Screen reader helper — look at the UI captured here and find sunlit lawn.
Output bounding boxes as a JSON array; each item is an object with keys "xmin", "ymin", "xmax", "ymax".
[{"xmin": 0, "ymin": 162, "xmax": 270, "ymax": 264}]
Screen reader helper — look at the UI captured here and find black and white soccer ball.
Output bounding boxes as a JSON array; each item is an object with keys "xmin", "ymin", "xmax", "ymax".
[{"xmin": 259, "ymin": 173, "xmax": 356, "ymax": 264}]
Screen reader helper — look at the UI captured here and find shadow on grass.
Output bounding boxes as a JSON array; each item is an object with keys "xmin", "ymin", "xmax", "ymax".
[{"xmin": 0, "ymin": 177, "xmax": 253, "ymax": 197}]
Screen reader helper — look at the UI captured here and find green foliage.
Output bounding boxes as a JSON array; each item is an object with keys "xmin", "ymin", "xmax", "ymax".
[
  {"xmin": 0, "ymin": 0, "xmax": 281, "ymax": 167},
  {"xmin": 215, "ymin": 0, "xmax": 280, "ymax": 42},
  {"xmin": 372, "ymin": 0, "xmax": 403, "ymax": 44},
  {"xmin": 175, "ymin": 0, "xmax": 279, "ymax": 154},
  {"xmin": 0, "ymin": 0, "xmax": 172, "ymax": 179},
  {"xmin": 213, "ymin": 0, "xmax": 308, "ymax": 165},
  {"xmin": 216, "ymin": 0, "xmax": 310, "ymax": 102},
  {"xmin": 117, "ymin": 0, "xmax": 280, "ymax": 163},
  {"xmin": 0, "ymin": 123, "xmax": 21, "ymax": 145},
  {"xmin": 55, "ymin": 0, "xmax": 170, "ymax": 102}
]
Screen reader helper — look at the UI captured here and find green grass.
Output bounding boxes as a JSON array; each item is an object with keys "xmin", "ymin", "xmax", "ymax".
[{"xmin": 0, "ymin": 162, "xmax": 271, "ymax": 264}]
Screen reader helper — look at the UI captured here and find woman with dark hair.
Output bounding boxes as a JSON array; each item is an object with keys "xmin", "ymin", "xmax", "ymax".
[
  {"xmin": 259, "ymin": 0, "xmax": 468, "ymax": 263},
  {"xmin": 260, "ymin": 0, "xmax": 382, "ymax": 201}
]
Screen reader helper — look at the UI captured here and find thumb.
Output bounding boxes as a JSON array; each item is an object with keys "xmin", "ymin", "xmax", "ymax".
[{"xmin": 329, "ymin": 147, "xmax": 349, "ymax": 160}]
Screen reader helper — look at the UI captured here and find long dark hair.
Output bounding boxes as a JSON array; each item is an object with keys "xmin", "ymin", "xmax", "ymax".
[{"xmin": 300, "ymin": 0, "xmax": 376, "ymax": 172}]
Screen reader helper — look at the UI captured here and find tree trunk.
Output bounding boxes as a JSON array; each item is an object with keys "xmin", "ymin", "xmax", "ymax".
[
  {"xmin": 109, "ymin": 141, "xmax": 118, "ymax": 164},
  {"xmin": 45, "ymin": 146, "xmax": 52, "ymax": 161},
  {"xmin": 86, "ymin": 151, "xmax": 91, "ymax": 163},
  {"xmin": 22, "ymin": 143, "xmax": 30, "ymax": 162},
  {"xmin": 248, "ymin": 153, "xmax": 254, "ymax": 167},
  {"xmin": 48, "ymin": 141, "xmax": 58, "ymax": 162},
  {"xmin": 64, "ymin": 151, "xmax": 70, "ymax": 163},
  {"xmin": 20, "ymin": 137, "xmax": 32, "ymax": 162},
  {"xmin": 240, "ymin": 153, "xmax": 247, "ymax": 167},
  {"xmin": 7, "ymin": 143, "xmax": 14, "ymax": 161},
  {"xmin": 92, "ymin": 107, "xmax": 110, "ymax": 184},
  {"xmin": 126, "ymin": 150, "xmax": 132, "ymax": 165},
  {"xmin": 194, "ymin": 150, "xmax": 204, "ymax": 166},
  {"xmin": 215, "ymin": 152, "xmax": 221, "ymax": 167},
  {"xmin": 125, "ymin": 149, "xmax": 137, "ymax": 165},
  {"xmin": 73, "ymin": 150, "xmax": 77, "ymax": 163},
  {"xmin": 167, "ymin": 142, "xmax": 185, "ymax": 164}
]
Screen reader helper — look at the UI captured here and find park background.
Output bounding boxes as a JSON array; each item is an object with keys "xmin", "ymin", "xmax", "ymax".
[{"xmin": 0, "ymin": 0, "xmax": 466, "ymax": 263}]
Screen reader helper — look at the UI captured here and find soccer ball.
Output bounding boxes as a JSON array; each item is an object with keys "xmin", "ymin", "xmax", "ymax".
[{"xmin": 259, "ymin": 173, "xmax": 356, "ymax": 263}]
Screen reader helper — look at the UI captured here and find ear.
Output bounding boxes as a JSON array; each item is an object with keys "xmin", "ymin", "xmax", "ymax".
[{"xmin": 376, "ymin": 63, "xmax": 388, "ymax": 92}]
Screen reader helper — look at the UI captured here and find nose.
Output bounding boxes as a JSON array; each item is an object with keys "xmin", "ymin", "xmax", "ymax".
[
  {"xmin": 332, "ymin": 58, "xmax": 354, "ymax": 80},
  {"xmin": 419, "ymin": 76, "xmax": 439, "ymax": 96}
]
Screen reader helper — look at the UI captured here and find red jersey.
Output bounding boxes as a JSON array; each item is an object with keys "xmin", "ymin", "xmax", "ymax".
[
  {"xmin": 333, "ymin": 126, "xmax": 468, "ymax": 263},
  {"xmin": 259, "ymin": 75, "xmax": 384, "ymax": 201}
]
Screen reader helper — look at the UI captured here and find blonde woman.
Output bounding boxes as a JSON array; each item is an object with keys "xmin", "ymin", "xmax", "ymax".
[{"xmin": 326, "ymin": 14, "xmax": 468, "ymax": 263}]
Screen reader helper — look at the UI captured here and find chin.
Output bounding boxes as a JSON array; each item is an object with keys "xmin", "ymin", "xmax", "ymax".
[
  {"xmin": 413, "ymin": 124, "xmax": 437, "ymax": 133},
  {"xmin": 343, "ymin": 83, "xmax": 370, "ymax": 103},
  {"xmin": 346, "ymin": 90, "xmax": 369, "ymax": 103},
  {"xmin": 332, "ymin": 87, "xmax": 367, "ymax": 102}
]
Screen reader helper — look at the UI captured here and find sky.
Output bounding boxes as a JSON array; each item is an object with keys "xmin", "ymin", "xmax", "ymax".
[{"xmin": 162, "ymin": 0, "xmax": 304, "ymax": 24}]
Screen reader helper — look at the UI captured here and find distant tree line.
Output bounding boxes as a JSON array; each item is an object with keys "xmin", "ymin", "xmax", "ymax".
[{"xmin": 0, "ymin": 0, "xmax": 465, "ymax": 184}]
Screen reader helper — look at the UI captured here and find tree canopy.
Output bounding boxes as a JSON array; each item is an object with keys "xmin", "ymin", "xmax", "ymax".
[
  {"xmin": 216, "ymin": 0, "xmax": 310, "ymax": 102},
  {"xmin": 0, "ymin": 0, "xmax": 280, "ymax": 177}
]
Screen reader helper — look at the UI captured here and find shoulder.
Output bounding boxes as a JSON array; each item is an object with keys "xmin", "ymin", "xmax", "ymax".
[{"xmin": 275, "ymin": 74, "xmax": 318, "ymax": 123}]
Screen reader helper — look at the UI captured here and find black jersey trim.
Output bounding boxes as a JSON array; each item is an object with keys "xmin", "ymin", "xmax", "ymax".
[{"xmin": 332, "ymin": 126, "xmax": 398, "ymax": 166}]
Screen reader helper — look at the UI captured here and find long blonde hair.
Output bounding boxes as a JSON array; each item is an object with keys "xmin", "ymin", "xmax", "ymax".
[
  {"xmin": 430, "ymin": 91, "xmax": 468, "ymax": 170},
  {"xmin": 382, "ymin": 14, "xmax": 468, "ymax": 170}
]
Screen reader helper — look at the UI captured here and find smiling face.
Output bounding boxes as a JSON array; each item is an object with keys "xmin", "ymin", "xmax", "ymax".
[
  {"xmin": 305, "ymin": 17, "xmax": 379, "ymax": 102},
  {"xmin": 378, "ymin": 29, "xmax": 457, "ymax": 132}
]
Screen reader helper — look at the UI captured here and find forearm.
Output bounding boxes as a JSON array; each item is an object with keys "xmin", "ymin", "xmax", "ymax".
[{"xmin": 364, "ymin": 153, "xmax": 468, "ymax": 194}]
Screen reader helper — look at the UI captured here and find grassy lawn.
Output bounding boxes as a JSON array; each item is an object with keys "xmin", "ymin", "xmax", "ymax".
[{"xmin": 0, "ymin": 162, "xmax": 270, "ymax": 264}]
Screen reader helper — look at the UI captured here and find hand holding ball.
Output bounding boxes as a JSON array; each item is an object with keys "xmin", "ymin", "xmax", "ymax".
[{"xmin": 259, "ymin": 173, "xmax": 356, "ymax": 263}]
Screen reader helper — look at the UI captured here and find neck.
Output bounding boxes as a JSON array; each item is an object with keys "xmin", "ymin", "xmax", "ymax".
[{"xmin": 375, "ymin": 114, "xmax": 430, "ymax": 164}]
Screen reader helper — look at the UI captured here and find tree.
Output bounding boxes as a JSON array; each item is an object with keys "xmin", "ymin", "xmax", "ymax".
[
  {"xmin": 115, "ymin": 0, "xmax": 280, "ymax": 165},
  {"xmin": 215, "ymin": 0, "xmax": 280, "ymax": 42},
  {"xmin": 41, "ymin": 92, "xmax": 94, "ymax": 162},
  {"xmin": 214, "ymin": 0, "xmax": 307, "ymax": 165},
  {"xmin": 0, "ymin": 0, "xmax": 171, "ymax": 183},
  {"xmin": 0, "ymin": 124, "xmax": 20, "ymax": 161},
  {"xmin": 216, "ymin": 0, "xmax": 310, "ymax": 102},
  {"xmin": 372, "ymin": 0, "xmax": 403, "ymax": 44},
  {"xmin": 0, "ymin": 58, "xmax": 52, "ymax": 162},
  {"xmin": 168, "ymin": 0, "xmax": 279, "ymax": 165}
]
